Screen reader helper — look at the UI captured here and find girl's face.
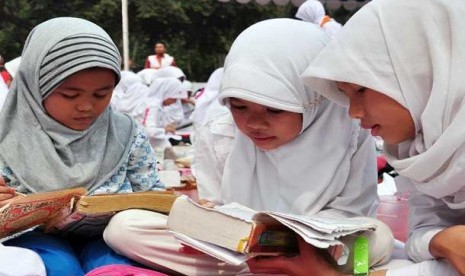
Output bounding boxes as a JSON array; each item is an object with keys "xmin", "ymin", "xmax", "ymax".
[
  {"xmin": 229, "ymin": 98, "xmax": 303, "ymax": 150},
  {"xmin": 336, "ymin": 82, "xmax": 415, "ymax": 144},
  {"xmin": 163, "ymin": 98, "xmax": 177, "ymax": 106},
  {"xmin": 43, "ymin": 68, "xmax": 115, "ymax": 131}
]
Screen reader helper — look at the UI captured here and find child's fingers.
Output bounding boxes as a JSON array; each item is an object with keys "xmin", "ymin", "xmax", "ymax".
[
  {"xmin": 0, "ymin": 177, "xmax": 6, "ymax": 186},
  {"xmin": 198, "ymin": 199, "xmax": 215, "ymax": 208}
]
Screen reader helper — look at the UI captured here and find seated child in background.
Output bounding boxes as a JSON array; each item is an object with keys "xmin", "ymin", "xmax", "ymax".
[
  {"xmin": 302, "ymin": 0, "xmax": 465, "ymax": 275},
  {"xmin": 0, "ymin": 17, "xmax": 164, "ymax": 276},
  {"xmin": 103, "ymin": 18, "xmax": 393, "ymax": 276},
  {"xmin": 141, "ymin": 77, "xmax": 187, "ymax": 149},
  {"xmin": 111, "ymin": 70, "xmax": 148, "ymax": 119}
]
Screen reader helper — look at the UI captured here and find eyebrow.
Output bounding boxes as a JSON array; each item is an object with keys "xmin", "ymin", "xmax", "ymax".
[
  {"xmin": 58, "ymin": 84, "xmax": 114, "ymax": 92},
  {"xmin": 357, "ymin": 86, "xmax": 367, "ymax": 93}
]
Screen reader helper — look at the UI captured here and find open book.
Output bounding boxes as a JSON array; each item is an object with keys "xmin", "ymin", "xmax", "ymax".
[
  {"xmin": 0, "ymin": 188, "xmax": 177, "ymax": 240},
  {"xmin": 167, "ymin": 196, "xmax": 377, "ymax": 265}
]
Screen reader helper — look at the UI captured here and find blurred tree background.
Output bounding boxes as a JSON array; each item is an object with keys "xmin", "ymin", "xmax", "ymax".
[{"xmin": 0, "ymin": 0, "xmax": 357, "ymax": 81}]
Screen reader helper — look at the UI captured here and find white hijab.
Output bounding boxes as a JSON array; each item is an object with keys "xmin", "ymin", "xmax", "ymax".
[
  {"xmin": 218, "ymin": 19, "xmax": 373, "ymax": 216},
  {"xmin": 191, "ymin": 67, "xmax": 224, "ymax": 127},
  {"xmin": 112, "ymin": 70, "xmax": 148, "ymax": 117},
  {"xmin": 0, "ymin": 17, "xmax": 135, "ymax": 193},
  {"xmin": 295, "ymin": 0, "xmax": 326, "ymax": 25},
  {"xmin": 148, "ymin": 77, "xmax": 187, "ymax": 104},
  {"xmin": 302, "ymin": 0, "xmax": 465, "ymax": 208},
  {"xmin": 153, "ymin": 66, "xmax": 186, "ymax": 80},
  {"xmin": 147, "ymin": 77, "xmax": 186, "ymax": 126}
]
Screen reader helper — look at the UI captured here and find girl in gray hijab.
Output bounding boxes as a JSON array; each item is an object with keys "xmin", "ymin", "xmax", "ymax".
[{"xmin": 0, "ymin": 17, "xmax": 164, "ymax": 275}]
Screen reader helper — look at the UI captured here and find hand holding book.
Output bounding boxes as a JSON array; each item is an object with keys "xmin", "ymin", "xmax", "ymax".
[
  {"xmin": 246, "ymin": 237, "xmax": 343, "ymax": 276},
  {"xmin": 0, "ymin": 177, "xmax": 18, "ymax": 207}
]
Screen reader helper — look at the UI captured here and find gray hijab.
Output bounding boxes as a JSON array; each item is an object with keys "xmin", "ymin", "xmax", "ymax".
[{"xmin": 0, "ymin": 17, "xmax": 135, "ymax": 193}]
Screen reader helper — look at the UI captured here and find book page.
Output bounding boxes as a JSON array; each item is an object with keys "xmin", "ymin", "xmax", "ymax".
[
  {"xmin": 213, "ymin": 202, "xmax": 257, "ymax": 222},
  {"xmin": 263, "ymin": 212, "xmax": 377, "ymax": 234},
  {"xmin": 171, "ymin": 231, "xmax": 250, "ymax": 266}
]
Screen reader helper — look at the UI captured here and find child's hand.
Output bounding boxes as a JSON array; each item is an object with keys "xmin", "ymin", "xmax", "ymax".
[
  {"xmin": 246, "ymin": 237, "xmax": 343, "ymax": 276},
  {"xmin": 198, "ymin": 199, "xmax": 215, "ymax": 208},
  {"xmin": 0, "ymin": 177, "xmax": 16, "ymax": 207},
  {"xmin": 165, "ymin": 124, "xmax": 176, "ymax": 134}
]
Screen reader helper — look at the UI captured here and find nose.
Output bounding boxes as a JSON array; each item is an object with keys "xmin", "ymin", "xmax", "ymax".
[
  {"xmin": 76, "ymin": 101, "xmax": 93, "ymax": 112},
  {"xmin": 348, "ymin": 98, "xmax": 364, "ymax": 119},
  {"xmin": 246, "ymin": 112, "xmax": 268, "ymax": 130}
]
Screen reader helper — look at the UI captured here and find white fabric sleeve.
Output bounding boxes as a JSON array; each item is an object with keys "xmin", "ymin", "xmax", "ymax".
[
  {"xmin": 194, "ymin": 114, "xmax": 235, "ymax": 204},
  {"xmin": 144, "ymin": 107, "xmax": 167, "ymax": 140},
  {"xmin": 193, "ymin": 123, "xmax": 224, "ymax": 204},
  {"xmin": 317, "ymin": 127, "xmax": 379, "ymax": 219},
  {"xmin": 405, "ymin": 190, "xmax": 464, "ymax": 262}
]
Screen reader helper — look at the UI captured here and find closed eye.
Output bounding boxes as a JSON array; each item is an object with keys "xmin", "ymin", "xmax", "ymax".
[
  {"xmin": 230, "ymin": 104, "xmax": 246, "ymax": 110},
  {"xmin": 267, "ymin": 108, "xmax": 282, "ymax": 114}
]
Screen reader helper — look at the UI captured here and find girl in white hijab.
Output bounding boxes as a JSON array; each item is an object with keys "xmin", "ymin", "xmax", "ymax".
[
  {"xmin": 303, "ymin": 0, "xmax": 465, "ymax": 275},
  {"xmin": 295, "ymin": 0, "xmax": 342, "ymax": 39},
  {"xmin": 191, "ymin": 67, "xmax": 225, "ymax": 128},
  {"xmin": 104, "ymin": 18, "xmax": 393, "ymax": 276},
  {"xmin": 142, "ymin": 77, "xmax": 187, "ymax": 149},
  {"xmin": 0, "ymin": 17, "xmax": 163, "ymax": 275},
  {"xmin": 111, "ymin": 70, "xmax": 148, "ymax": 118}
]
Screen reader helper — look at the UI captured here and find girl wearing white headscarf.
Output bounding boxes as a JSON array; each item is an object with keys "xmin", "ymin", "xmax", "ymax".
[
  {"xmin": 111, "ymin": 70, "xmax": 148, "ymax": 118},
  {"xmin": 302, "ymin": 0, "xmax": 465, "ymax": 274},
  {"xmin": 142, "ymin": 77, "xmax": 187, "ymax": 149},
  {"xmin": 104, "ymin": 18, "xmax": 393, "ymax": 275},
  {"xmin": 0, "ymin": 17, "xmax": 163, "ymax": 275},
  {"xmin": 191, "ymin": 67, "xmax": 225, "ymax": 128},
  {"xmin": 295, "ymin": 0, "xmax": 342, "ymax": 39}
]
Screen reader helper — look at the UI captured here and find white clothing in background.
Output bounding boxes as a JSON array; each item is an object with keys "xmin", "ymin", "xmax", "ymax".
[
  {"xmin": 141, "ymin": 78, "xmax": 186, "ymax": 148},
  {"xmin": 111, "ymin": 70, "xmax": 148, "ymax": 118},
  {"xmin": 137, "ymin": 68, "xmax": 158, "ymax": 85},
  {"xmin": 302, "ymin": 0, "xmax": 465, "ymax": 264},
  {"xmin": 0, "ymin": 244, "xmax": 46, "ymax": 276},
  {"xmin": 194, "ymin": 112, "xmax": 235, "ymax": 203},
  {"xmin": 146, "ymin": 54, "xmax": 174, "ymax": 70},
  {"xmin": 153, "ymin": 66, "xmax": 186, "ymax": 80},
  {"xmin": 191, "ymin": 67, "xmax": 224, "ymax": 128},
  {"xmin": 295, "ymin": 0, "xmax": 342, "ymax": 38}
]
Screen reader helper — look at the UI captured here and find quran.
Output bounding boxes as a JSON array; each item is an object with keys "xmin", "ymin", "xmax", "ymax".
[
  {"xmin": 168, "ymin": 196, "xmax": 377, "ymax": 265},
  {"xmin": 0, "ymin": 188, "xmax": 177, "ymax": 240}
]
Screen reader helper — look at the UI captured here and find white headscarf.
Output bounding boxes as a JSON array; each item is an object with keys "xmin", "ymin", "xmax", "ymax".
[
  {"xmin": 295, "ymin": 0, "xmax": 325, "ymax": 25},
  {"xmin": 112, "ymin": 70, "xmax": 148, "ymax": 117},
  {"xmin": 218, "ymin": 19, "xmax": 375, "ymax": 217},
  {"xmin": 137, "ymin": 68, "xmax": 158, "ymax": 85},
  {"xmin": 191, "ymin": 67, "xmax": 224, "ymax": 127},
  {"xmin": 148, "ymin": 77, "xmax": 187, "ymax": 104},
  {"xmin": 154, "ymin": 66, "xmax": 186, "ymax": 80},
  {"xmin": 147, "ymin": 77, "xmax": 186, "ymax": 126},
  {"xmin": 302, "ymin": 0, "xmax": 465, "ymax": 208},
  {"xmin": 0, "ymin": 17, "xmax": 135, "ymax": 193}
]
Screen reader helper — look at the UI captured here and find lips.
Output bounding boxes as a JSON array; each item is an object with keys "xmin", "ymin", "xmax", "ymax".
[
  {"xmin": 360, "ymin": 122, "xmax": 381, "ymax": 136},
  {"xmin": 74, "ymin": 116, "xmax": 94, "ymax": 123}
]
